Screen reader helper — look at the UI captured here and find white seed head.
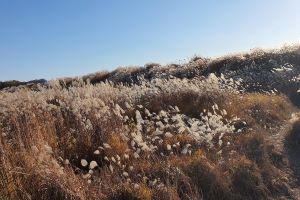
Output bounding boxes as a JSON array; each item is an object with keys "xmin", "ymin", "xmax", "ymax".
[
  {"xmin": 104, "ymin": 156, "xmax": 109, "ymax": 161},
  {"xmin": 103, "ymin": 143, "xmax": 111, "ymax": 149},
  {"xmin": 89, "ymin": 161, "xmax": 98, "ymax": 169},
  {"xmin": 44, "ymin": 144, "xmax": 53, "ymax": 154},
  {"xmin": 166, "ymin": 144, "xmax": 172, "ymax": 151},
  {"xmin": 109, "ymin": 164, "xmax": 114, "ymax": 173},
  {"xmin": 133, "ymin": 183, "xmax": 140, "ymax": 189},
  {"xmin": 123, "ymin": 171, "xmax": 129, "ymax": 177},
  {"xmin": 82, "ymin": 173, "xmax": 91, "ymax": 179},
  {"xmin": 181, "ymin": 148, "xmax": 188, "ymax": 155},
  {"xmin": 165, "ymin": 132, "xmax": 173, "ymax": 138},
  {"xmin": 93, "ymin": 150, "xmax": 100, "ymax": 155},
  {"xmin": 133, "ymin": 152, "xmax": 140, "ymax": 159},
  {"xmin": 64, "ymin": 159, "xmax": 70, "ymax": 165},
  {"xmin": 81, "ymin": 159, "xmax": 88, "ymax": 167}
]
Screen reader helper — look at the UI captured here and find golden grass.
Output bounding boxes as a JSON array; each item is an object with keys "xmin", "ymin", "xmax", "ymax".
[
  {"xmin": 105, "ymin": 133, "xmax": 129, "ymax": 156},
  {"xmin": 0, "ymin": 73, "xmax": 298, "ymax": 199},
  {"xmin": 223, "ymin": 93, "xmax": 293, "ymax": 127}
]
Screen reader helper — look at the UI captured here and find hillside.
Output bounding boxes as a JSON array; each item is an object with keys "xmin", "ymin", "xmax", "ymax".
[{"xmin": 1, "ymin": 45, "xmax": 300, "ymax": 200}]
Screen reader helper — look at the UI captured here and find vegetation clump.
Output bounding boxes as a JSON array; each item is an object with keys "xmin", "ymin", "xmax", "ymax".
[{"xmin": 0, "ymin": 45, "xmax": 300, "ymax": 199}]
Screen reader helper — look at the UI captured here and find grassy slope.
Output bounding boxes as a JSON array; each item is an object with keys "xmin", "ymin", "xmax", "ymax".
[{"xmin": 0, "ymin": 45, "xmax": 300, "ymax": 200}]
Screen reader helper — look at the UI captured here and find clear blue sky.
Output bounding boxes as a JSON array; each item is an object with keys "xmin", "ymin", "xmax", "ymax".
[{"xmin": 0, "ymin": 0, "xmax": 300, "ymax": 81}]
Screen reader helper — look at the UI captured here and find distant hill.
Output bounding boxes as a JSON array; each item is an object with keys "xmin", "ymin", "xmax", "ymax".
[
  {"xmin": 4, "ymin": 46, "xmax": 299, "ymax": 105},
  {"xmin": 0, "ymin": 79, "xmax": 47, "ymax": 90}
]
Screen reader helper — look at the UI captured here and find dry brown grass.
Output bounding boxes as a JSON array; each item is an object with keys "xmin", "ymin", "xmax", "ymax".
[
  {"xmin": 0, "ymin": 55, "xmax": 298, "ymax": 200},
  {"xmin": 0, "ymin": 91, "xmax": 295, "ymax": 200},
  {"xmin": 105, "ymin": 134, "xmax": 129, "ymax": 156},
  {"xmin": 223, "ymin": 93, "xmax": 293, "ymax": 128},
  {"xmin": 140, "ymin": 90, "xmax": 224, "ymax": 118}
]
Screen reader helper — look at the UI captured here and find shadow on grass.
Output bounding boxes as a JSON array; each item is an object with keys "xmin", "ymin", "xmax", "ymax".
[{"xmin": 285, "ymin": 121, "xmax": 300, "ymax": 184}]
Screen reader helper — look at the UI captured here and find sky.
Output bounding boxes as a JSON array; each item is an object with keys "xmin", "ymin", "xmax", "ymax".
[{"xmin": 0, "ymin": 0, "xmax": 300, "ymax": 81}]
